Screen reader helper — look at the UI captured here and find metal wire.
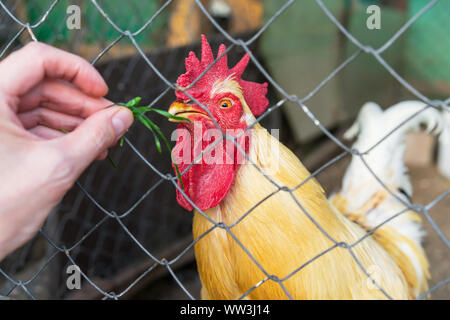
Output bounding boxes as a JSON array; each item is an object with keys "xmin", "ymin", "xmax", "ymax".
[{"xmin": 0, "ymin": 0, "xmax": 448, "ymax": 300}]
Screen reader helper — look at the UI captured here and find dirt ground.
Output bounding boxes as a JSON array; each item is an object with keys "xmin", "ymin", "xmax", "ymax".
[
  {"xmin": 135, "ymin": 159, "xmax": 449, "ymax": 300},
  {"xmin": 412, "ymin": 167, "xmax": 450, "ymax": 300}
]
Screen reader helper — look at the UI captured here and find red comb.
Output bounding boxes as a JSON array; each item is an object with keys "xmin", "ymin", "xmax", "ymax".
[{"xmin": 176, "ymin": 35, "xmax": 268, "ymax": 116}]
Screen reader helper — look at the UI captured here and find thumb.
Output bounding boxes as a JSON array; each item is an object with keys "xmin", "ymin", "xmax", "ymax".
[{"xmin": 57, "ymin": 106, "xmax": 133, "ymax": 176}]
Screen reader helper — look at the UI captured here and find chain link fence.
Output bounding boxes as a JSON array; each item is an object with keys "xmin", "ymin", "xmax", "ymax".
[{"xmin": 0, "ymin": 0, "xmax": 448, "ymax": 300}]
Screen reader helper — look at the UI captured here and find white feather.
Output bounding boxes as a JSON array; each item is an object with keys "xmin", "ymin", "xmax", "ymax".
[
  {"xmin": 329, "ymin": 100, "xmax": 440, "ymax": 296},
  {"xmin": 437, "ymin": 110, "xmax": 450, "ymax": 179},
  {"xmin": 341, "ymin": 101, "xmax": 443, "ymax": 210}
]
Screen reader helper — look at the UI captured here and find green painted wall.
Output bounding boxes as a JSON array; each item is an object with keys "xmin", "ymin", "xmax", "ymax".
[
  {"xmin": 260, "ymin": 0, "xmax": 406, "ymax": 142},
  {"xmin": 404, "ymin": 0, "xmax": 450, "ymax": 96}
]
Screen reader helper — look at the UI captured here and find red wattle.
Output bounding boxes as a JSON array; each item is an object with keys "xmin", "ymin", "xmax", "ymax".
[{"xmin": 172, "ymin": 122, "xmax": 248, "ymax": 211}]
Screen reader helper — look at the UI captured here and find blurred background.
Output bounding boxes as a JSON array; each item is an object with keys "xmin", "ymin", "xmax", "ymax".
[{"xmin": 0, "ymin": 0, "xmax": 448, "ymax": 299}]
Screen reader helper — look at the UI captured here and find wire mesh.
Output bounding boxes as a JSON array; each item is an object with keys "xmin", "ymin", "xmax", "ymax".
[{"xmin": 0, "ymin": 0, "xmax": 448, "ymax": 300}]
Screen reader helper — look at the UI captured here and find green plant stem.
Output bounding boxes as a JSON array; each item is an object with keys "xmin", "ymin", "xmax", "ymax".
[{"xmin": 118, "ymin": 97, "xmax": 189, "ymax": 190}]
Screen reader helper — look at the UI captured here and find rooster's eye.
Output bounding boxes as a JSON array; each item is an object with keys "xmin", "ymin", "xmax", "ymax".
[{"xmin": 219, "ymin": 99, "xmax": 232, "ymax": 109}]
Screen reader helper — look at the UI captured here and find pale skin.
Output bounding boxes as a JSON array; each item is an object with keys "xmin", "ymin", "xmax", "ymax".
[{"xmin": 0, "ymin": 42, "xmax": 134, "ymax": 261}]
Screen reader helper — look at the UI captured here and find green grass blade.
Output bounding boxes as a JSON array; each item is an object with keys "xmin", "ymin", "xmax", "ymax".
[
  {"xmin": 173, "ymin": 160, "xmax": 184, "ymax": 191},
  {"xmin": 134, "ymin": 106, "xmax": 153, "ymax": 113},
  {"xmin": 115, "ymin": 97, "xmax": 186, "ymax": 189},
  {"xmin": 141, "ymin": 115, "xmax": 185, "ymax": 190},
  {"xmin": 136, "ymin": 114, "xmax": 162, "ymax": 153},
  {"xmin": 144, "ymin": 116, "xmax": 171, "ymax": 151},
  {"xmin": 107, "ymin": 155, "xmax": 118, "ymax": 169},
  {"xmin": 131, "ymin": 106, "xmax": 190, "ymax": 123},
  {"xmin": 125, "ymin": 96, "xmax": 142, "ymax": 107},
  {"xmin": 148, "ymin": 108, "xmax": 191, "ymax": 123}
]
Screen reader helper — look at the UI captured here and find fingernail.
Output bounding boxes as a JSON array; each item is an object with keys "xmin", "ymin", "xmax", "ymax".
[{"xmin": 112, "ymin": 109, "xmax": 133, "ymax": 137}]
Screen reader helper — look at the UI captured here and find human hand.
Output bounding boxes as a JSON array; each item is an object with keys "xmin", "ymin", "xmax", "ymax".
[{"xmin": 0, "ymin": 42, "xmax": 133, "ymax": 260}]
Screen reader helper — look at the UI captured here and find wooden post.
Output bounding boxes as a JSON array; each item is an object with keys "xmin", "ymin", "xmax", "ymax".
[
  {"xmin": 166, "ymin": 0, "xmax": 263, "ymax": 47},
  {"xmin": 226, "ymin": 0, "xmax": 263, "ymax": 34},
  {"xmin": 166, "ymin": 0, "xmax": 211, "ymax": 47}
]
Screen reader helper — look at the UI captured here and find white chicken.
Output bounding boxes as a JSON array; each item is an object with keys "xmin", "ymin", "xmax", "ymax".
[{"xmin": 331, "ymin": 100, "xmax": 444, "ymax": 297}]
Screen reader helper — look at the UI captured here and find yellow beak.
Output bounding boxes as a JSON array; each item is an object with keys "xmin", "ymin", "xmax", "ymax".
[{"xmin": 168, "ymin": 101, "xmax": 210, "ymax": 122}]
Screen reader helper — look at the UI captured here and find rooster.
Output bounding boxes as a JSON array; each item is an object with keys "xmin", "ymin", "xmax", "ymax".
[{"xmin": 167, "ymin": 35, "xmax": 440, "ymax": 299}]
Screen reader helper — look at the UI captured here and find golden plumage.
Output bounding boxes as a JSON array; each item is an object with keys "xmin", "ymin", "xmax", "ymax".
[
  {"xmin": 332, "ymin": 192, "xmax": 430, "ymax": 298},
  {"xmin": 193, "ymin": 124, "xmax": 412, "ymax": 299}
]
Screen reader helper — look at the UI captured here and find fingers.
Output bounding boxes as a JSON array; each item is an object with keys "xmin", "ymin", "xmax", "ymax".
[
  {"xmin": 29, "ymin": 125, "xmax": 65, "ymax": 139},
  {"xmin": 18, "ymin": 107, "xmax": 83, "ymax": 130},
  {"xmin": 28, "ymin": 125, "xmax": 110, "ymax": 160},
  {"xmin": 53, "ymin": 106, "xmax": 133, "ymax": 178},
  {"xmin": 97, "ymin": 150, "xmax": 108, "ymax": 161},
  {"xmin": 28, "ymin": 123, "xmax": 110, "ymax": 160},
  {"xmin": 0, "ymin": 42, "xmax": 108, "ymax": 99},
  {"xmin": 17, "ymin": 79, "xmax": 112, "ymax": 117}
]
